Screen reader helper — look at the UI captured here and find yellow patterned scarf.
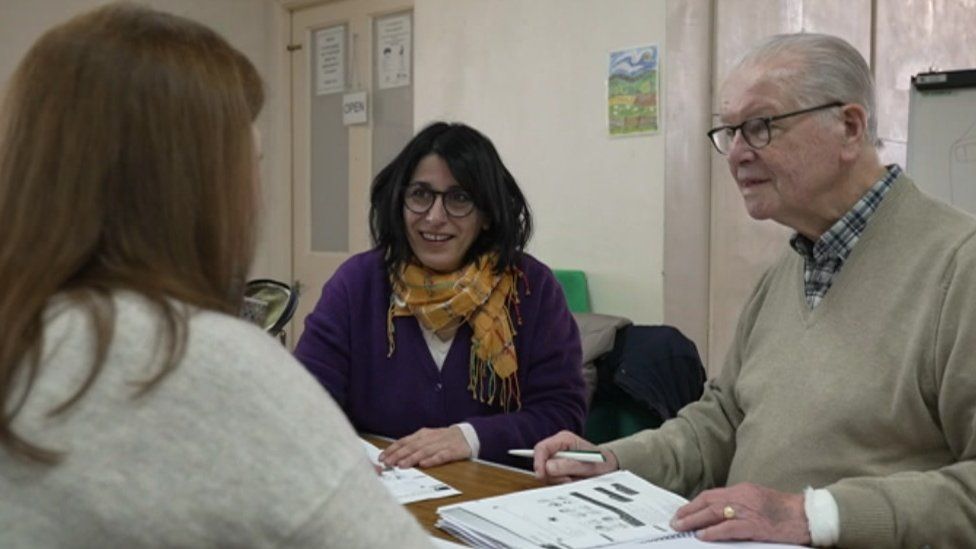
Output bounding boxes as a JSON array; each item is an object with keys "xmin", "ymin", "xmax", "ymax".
[{"xmin": 388, "ymin": 254, "xmax": 524, "ymax": 410}]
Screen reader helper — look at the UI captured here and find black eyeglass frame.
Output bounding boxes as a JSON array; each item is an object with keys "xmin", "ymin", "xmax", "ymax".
[
  {"xmin": 706, "ymin": 101, "xmax": 845, "ymax": 154},
  {"xmin": 402, "ymin": 184, "xmax": 477, "ymax": 218}
]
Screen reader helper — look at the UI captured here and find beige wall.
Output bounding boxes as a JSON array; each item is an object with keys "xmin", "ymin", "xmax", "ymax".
[
  {"xmin": 414, "ymin": 0, "xmax": 667, "ymax": 325},
  {"xmin": 0, "ymin": 0, "xmax": 291, "ymax": 283}
]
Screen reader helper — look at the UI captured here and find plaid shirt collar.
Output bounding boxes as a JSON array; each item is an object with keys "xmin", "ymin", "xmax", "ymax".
[
  {"xmin": 791, "ymin": 165, "xmax": 901, "ymax": 262},
  {"xmin": 790, "ymin": 165, "xmax": 901, "ymax": 307}
]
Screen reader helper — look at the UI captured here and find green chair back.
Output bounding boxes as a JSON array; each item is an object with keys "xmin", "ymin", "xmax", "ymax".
[
  {"xmin": 585, "ymin": 394, "xmax": 663, "ymax": 444},
  {"xmin": 553, "ymin": 269, "xmax": 591, "ymax": 313}
]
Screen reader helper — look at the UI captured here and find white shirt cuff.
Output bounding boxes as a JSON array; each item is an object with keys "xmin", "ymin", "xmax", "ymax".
[
  {"xmin": 804, "ymin": 487, "xmax": 840, "ymax": 546},
  {"xmin": 455, "ymin": 422, "xmax": 480, "ymax": 459}
]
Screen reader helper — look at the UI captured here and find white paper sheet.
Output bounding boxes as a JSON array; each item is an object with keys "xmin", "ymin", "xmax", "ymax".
[
  {"xmin": 607, "ymin": 538, "xmax": 806, "ymax": 548},
  {"xmin": 437, "ymin": 471, "xmax": 686, "ymax": 548},
  {"xmin": 436, "ymin": 471, "xmax": 807, "ymax": 549},
  {"xmin": 361, "ymin": 438, "xmax": 461, "ymax": 504}
]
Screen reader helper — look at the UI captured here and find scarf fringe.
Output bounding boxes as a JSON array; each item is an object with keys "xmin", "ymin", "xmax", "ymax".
[
  {"xmin": 467, "ymin": 342, "xmax": 522, "ymax": 411},
  {"xmin": 468, "ymin": 267, "xmax": 524, "ymax": 411}
]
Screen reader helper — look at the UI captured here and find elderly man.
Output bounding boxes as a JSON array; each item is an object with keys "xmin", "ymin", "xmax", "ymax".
[{"xmin": 533, "ymin": 33, "xmax": 976, "ymax": 548}]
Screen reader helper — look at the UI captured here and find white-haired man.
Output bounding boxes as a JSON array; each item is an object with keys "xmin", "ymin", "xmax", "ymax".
[{"xmin": 533, "ymin": 33, "xmax": 976, "ymax": 548}]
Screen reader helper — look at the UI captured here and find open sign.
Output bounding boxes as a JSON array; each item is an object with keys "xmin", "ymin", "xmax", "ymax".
[{"xmin": 342, "ymin": 91, "xmax": 368, "ymax": 125}]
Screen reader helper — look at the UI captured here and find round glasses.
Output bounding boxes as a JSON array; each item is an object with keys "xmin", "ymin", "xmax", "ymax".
[
  {"xmin": 707, "ymin": 101, "xmax": 844, "ymax": 155},
  {"xmin": 403, "ymin": 184, "xmax": 476, "ymax": 218}
]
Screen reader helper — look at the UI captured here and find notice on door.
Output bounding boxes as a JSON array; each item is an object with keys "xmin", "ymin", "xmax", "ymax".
[
  {"xmin": 315, "ymin": 25, "xmax": 345, "ymax": 96},
  {"xmin": 377, "ymin": 14, "xmax": 410, "ymax": 90}
]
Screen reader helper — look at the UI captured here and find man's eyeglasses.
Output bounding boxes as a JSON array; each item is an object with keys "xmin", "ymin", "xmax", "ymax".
[
  {"xmin": 707, "ymin": 101, "xmax": 844, "ymax": 155},
  {"xmin": 403, "ymin": 184, "xmax": 476, "ymax": 218}
]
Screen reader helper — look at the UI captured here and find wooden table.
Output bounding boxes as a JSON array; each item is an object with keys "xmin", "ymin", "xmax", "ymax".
[{"xmin": 365, "ymin": 436, "xmax": 545, "ymax": 541}]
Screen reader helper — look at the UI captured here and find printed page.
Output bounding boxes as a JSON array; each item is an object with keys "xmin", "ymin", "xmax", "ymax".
[
  {"xmin": 607, "ymin": 538, "xmax": 808, "ymax": 548},
  {"xmin": 438, "ymin": 471, "xmax": 688, "ymax": 548},
  {"xmin": 361, "ymin": 438, "xmax": 461, "ymax": 504}
]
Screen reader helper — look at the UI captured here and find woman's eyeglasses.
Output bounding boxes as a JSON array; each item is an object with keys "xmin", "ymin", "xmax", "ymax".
[{"xmin": 403, "ymin": 184, "xmax": 476, "ymax": 218}]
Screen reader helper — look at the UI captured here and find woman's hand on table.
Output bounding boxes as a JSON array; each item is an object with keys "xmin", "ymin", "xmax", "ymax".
[{"xmin": 380, "ymin": 425, "xmax": 472, "ymax": 468}]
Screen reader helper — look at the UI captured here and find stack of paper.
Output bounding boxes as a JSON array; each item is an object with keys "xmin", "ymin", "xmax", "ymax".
[
  {"xmin": 435, "ymin": 471, "xmax": 807, "ymax": 549},
  {"xmin": 436, "ymin": 471, "xmax": 691, "ymax": 548},
  {"xmin": 361, "ymin": 438, "xmax": 461, "ymax": 504}
]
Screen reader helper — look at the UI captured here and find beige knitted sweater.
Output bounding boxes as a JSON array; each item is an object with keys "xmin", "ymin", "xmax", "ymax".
[{"xmin": 605, "ymin": 176, "xmax": 976, "ymax": 548}]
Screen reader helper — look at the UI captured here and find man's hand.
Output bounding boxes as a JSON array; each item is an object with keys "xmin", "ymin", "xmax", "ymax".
[
  {"xmin": 379, "ymin": 426, "xmax": 472, "ymax": 468},
  {"xmin": 532, "ymin": 430, "xmax": 618, "ymax": 484},
  {"xmin": 671, "ymin": 483, "xmax": 811, "ymax": 545}
]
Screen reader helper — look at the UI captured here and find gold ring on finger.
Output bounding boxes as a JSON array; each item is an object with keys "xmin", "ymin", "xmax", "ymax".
[{"xmin": 723, "ymin": 505, "xmax": 736, "ymax": 520}]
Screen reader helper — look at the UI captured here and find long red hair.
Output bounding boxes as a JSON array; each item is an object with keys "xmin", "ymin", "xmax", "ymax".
[{"xmin": 0, "ymin": 2, "xmax": 265, "ymax": 462}]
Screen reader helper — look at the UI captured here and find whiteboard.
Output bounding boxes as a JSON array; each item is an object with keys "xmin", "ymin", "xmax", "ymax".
[{"xmin": 907, "ymin": 69, "xmax": 976, "ymax": 215}]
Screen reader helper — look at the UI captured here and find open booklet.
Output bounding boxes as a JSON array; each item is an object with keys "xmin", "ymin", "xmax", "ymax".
[
  {"xmin": 360, "ymin": 438, "xmax": 461, "ymax": 504},
  {"xmin": 436, "ymin": 470, "xmax": 805, "ymax": 549}
]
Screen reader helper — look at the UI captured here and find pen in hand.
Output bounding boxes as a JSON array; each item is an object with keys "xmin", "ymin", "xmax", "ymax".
[{"xmin": 508, "ymin": 449, "xmax": 607, "ymax": 463}]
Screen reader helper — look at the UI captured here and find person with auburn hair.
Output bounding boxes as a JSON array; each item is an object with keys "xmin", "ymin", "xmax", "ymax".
[
  {"xmin": 0, "ymin": 4, "xmax": 433, "ymax": 547},
  {"xmin": 295, "ymin": 122, "xmax": 586, "ymax": 468}
]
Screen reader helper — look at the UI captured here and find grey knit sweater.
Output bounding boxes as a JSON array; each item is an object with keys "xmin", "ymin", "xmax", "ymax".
[{"xmin": 0, "ymin": 292, "xmax": 433, "ymax": 548}]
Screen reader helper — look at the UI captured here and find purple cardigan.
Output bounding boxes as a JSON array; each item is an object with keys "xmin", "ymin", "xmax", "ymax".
[{"xmin": 294, "ymin": 249, "xmax": 586, "ymax": 465}]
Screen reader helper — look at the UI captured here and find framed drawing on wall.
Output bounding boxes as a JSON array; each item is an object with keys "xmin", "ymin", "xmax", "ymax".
[{"xmin": 608, "ymin": 44, "xmax": 659, "ymax": 136}]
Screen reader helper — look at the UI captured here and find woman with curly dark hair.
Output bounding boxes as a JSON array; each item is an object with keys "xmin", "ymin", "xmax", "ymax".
[{"xmin": 296, "ymin": 122, "xmax": 586, "ymax": 468}]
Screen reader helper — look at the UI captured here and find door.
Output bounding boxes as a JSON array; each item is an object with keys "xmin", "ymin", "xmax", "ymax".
[{"xmin": 289, "ymin": 0, "xmax": 414, "ymax": 345}]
